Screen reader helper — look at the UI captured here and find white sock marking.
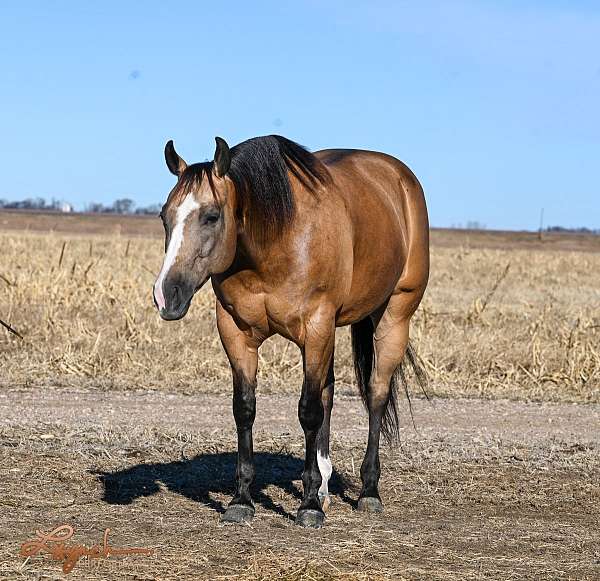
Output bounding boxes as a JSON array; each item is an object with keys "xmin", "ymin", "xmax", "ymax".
[
  {"xmin": 317, "ymin": 451, "xmax": 332, "ymax": 497},
  {"xmin": 153, "ymin": 194, "xmax": 200, "ymax": 310}
]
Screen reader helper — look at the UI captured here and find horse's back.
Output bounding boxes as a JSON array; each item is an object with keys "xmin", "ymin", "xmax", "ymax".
[{"xmin": 315, "ymin": 149, "xmax": 429, "ymax": 323}]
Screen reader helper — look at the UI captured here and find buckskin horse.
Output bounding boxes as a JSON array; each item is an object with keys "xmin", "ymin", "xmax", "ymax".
[{"xmin": 153, "ymin": 135, "xmax": 429, "ymax": 528}]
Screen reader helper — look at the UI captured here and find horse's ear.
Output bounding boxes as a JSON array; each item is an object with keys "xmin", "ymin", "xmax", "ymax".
[
  {"xmin": 165, "ymin": 140, "xmax": 187, "ymax": 177},
  {"xmin": 213, "ymin": 137, "xmax": 231, "ymax": 178}
]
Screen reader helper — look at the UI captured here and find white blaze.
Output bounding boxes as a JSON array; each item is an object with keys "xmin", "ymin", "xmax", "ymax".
[
  {"xmin": 153, "ymin": 194, "xmax": 200, "ymax": 311},
  {"xmin": 317, "ymin": 451, "xmax": 332, "ymax": 498}
]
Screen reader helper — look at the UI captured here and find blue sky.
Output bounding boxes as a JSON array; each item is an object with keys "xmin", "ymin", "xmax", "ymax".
[{"xmin": 0, "ymin": 1, "xmax": 598, "ymax": 230}]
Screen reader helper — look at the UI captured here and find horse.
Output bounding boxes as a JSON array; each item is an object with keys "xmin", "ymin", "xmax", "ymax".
[{"xmin": 153, "ymin": 135, "xmax": 429, "ymax": 528}]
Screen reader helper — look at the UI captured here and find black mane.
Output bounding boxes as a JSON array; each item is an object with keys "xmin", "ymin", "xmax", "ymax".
[
  {"xmin": 176, "ymin": 135, "xmax": 329, "ymax": 243},
  {"xmin": 229, "ymin": 135, "xmax": 329, "ymax": 242}
]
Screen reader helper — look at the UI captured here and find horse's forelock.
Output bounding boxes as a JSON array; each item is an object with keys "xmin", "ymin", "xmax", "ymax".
[{"xmin": 168, "ymin": 163, "xmax": 215, "ymax": 207}]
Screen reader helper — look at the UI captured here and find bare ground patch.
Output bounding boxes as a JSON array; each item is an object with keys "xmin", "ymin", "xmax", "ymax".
[{"xmin": 0, "ymin": 388, "xmax": 598, "ymax": 580}]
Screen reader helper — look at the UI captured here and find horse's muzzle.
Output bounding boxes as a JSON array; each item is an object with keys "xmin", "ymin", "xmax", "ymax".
[{"xmin": 157, "ymin": 279, "xmax": 194, "ymax": 321}]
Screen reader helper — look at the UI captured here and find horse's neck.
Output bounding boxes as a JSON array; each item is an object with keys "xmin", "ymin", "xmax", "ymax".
[{"xmin": 213, "ymin": 229, "xmax": 290, "ymax": 291}]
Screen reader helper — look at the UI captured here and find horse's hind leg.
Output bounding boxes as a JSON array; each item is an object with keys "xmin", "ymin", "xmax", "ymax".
[
  {"xmin": 316, "ymin": 359, "xmax": 335, "ymax": 511},
  {"xmin": 358, "ymin": 293, "xmax": 414, "ymax": 513}
]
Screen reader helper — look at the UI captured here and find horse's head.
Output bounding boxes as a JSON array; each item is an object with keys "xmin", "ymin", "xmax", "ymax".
[{"xmin": 153, "ymin": 138, "xmax": 237, "ymax": 320}]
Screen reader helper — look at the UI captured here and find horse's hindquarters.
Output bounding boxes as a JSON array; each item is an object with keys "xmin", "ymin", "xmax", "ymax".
[{"xmin": 319, "ymin": 150, "xmax": 429, "ymax": 325}]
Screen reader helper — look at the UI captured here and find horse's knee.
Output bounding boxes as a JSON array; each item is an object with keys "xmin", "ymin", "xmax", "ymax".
[
  {"xmin": 298, "ymin": 391, "xmax": 324, "ymax": 432},
  {"xmin": 233, "ymin": 382, "xmax": 256, "ymax": 429}
]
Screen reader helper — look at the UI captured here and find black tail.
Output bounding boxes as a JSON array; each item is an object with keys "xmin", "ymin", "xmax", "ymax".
[{"xmin": 351, "ymin": 318, "xmax": 428, "ymax": 444}]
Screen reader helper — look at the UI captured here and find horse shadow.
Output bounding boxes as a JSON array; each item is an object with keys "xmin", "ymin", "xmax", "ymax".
[{"xmin": 94, "ymin": 452, "xmax": 356, "ymax": 519}]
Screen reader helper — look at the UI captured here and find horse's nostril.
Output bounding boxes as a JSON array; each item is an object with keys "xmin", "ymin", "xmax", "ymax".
[{"xmin": 171, "ymin": 284, "xmax": 181, "ymax": 305}]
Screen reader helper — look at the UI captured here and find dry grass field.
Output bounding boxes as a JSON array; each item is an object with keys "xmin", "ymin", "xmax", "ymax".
[
  {"xmin": 1, "ymin": 210, "xmax": 598, "ymax": 402},
  {"xmin": 1, "ymin": 210, "xmax": 599, "ymax": 580}
]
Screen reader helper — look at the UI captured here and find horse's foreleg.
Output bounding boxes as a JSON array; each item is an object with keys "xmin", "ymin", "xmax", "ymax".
[
  {"xmin": 296, "ymin": 314, "xmax": 335, "ymax": 528},
  {"xmin": 216, "ymin": 302, "xmax": 262, "ymax": 524},
  {"xmin": 316, "ymin": 360, "xmax": 335, "ymax": 511}
]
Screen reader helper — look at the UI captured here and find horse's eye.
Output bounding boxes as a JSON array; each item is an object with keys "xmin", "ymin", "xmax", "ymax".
[{"xmin": 203, "ymin": 211, "xmax": 220, "ymax": 225}]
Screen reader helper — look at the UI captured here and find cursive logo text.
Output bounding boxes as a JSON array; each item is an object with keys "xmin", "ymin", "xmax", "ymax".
[{"xmin": 20, "ymin": 524, "xmax": 154, "ymax": 573}]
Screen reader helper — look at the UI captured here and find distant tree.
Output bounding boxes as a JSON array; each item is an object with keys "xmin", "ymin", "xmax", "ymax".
[
  {"xmin": 18, "ymin": 198, "xmax": 40, "ymax": 209},
  {"xmin": 49, "ymin": 198, "xmax": 63, "ymax": 211},
  {"xmin": 86, "ymin": 202, "xmax": 106, "ymax": 213},
  {"xmin": 1, "ymin": 197, "xmax": 73, "ymax": 212},
  {"xmin": 135, "ymin": 203, "xmax": 161, "ymax": 215},
  {"xmin": 547, "ymin": 225, "xmax": 599, "ymax": 234},
  {"xmin": 466, "ymin": 220, "xmax": 486, "ymax": 230},
  {"xmin": 112, "ymin": 198, "xmax": 135, "ymax": 214}
]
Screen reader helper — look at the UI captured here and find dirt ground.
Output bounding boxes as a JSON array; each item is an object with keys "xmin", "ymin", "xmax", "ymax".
[{"xmin": 1, "ymin": 387, "xmax": 598, "ymax": 580}]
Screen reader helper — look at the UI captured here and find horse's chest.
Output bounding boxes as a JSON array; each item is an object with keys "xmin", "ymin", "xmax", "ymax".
[
  {"xmin": 213, "ymin": 276, "xmax": 266, "ymax": 329},
  {"xmin": 217, "ymin": 289, "xmax": 263, "ymax": 328},
  {"xmin": 215, "ymin": 282, "xmax": 303, "ymax": 339}
]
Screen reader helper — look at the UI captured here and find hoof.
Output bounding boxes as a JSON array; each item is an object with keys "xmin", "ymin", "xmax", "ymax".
[
  {"xmin": 319, "ymin": 493, "xmax": 332, "ymax": 512},
  {"xmin": 221, "ymin": 504, "xmax": 255, "ymax": 524},
  {"xmin": 295, "ymin": 509, "xmax": 325, "ymax": 528},
  {"xmin": 357, "ymin": 497, "xmax": 384, "ymax": 513}
]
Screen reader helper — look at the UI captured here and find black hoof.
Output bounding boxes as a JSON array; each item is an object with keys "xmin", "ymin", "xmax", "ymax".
[
  {"xmin": 295, "ymin": 509, "xmax": 325, "ymax": 528},
  {"xmin": 357, "ymin": 497, "xmax": 384, "ymax": 513},
  {"xmin": 221, "ymin": 504, "xmax": 255, "ymax": 524}
]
